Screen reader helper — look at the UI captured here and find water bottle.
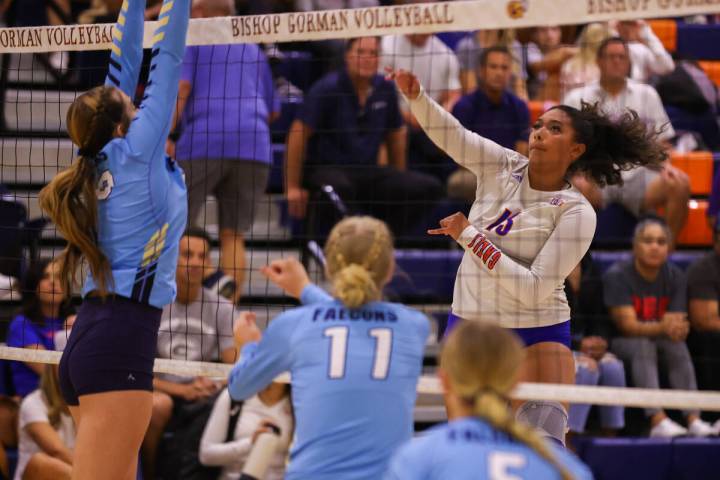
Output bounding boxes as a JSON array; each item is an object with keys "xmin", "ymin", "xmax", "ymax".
[{"xmin": 239, "ymin": 424, "xmax": 281, "ymax": 480}]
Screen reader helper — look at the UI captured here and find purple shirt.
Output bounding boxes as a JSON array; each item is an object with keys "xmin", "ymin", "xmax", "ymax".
[
  {"xmin": 451, "ymin": 88, "xmax": 529, "ymax": 150},
  {"xmin": 7, "ymin": 315, "xmax": 62, "ymax": 396},
  {"xmin": 176, "ymin": 44, "xmax": 279, "ymax": 164}
]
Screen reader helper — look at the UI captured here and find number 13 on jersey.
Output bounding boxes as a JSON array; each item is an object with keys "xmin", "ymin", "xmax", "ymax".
[{"xmin": 324, "ymin": 327, "xmax": 392, "ymax": 380}]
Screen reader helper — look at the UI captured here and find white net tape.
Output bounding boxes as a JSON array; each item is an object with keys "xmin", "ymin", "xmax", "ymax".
[
  {"xmin": 2, "ymin": 0, "xmax": 720, "ymax": 53},
  {"xmin": 4, "ymin": 345, "xmax": 720, "ymax": 411}
]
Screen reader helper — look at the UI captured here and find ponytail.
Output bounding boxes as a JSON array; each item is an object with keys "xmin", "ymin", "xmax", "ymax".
[
  {"xmin": 472, "ymin": 391, "xmax": 574, "ymax": 480},
  {"xmin": 324, "ymin": 216, "xmax": 394, "ymax": 309},
  {"xmin": 39, "ymin": 156, "xmax": 111, "ymax": 296},
  {"xmin": 333, "ymin": 263, "xmax": 380, "ymax": 309}
]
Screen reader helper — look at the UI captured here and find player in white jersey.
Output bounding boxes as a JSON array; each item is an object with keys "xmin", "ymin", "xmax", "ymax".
[{"xmin": 387, "ymin": 67, "xmax": 666, "ymax": 445}]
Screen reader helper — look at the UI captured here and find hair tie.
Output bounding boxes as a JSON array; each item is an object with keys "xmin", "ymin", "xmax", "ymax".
[{"xmin": 77, "ymin": 147, "xmax": 92, "ymax": 157}]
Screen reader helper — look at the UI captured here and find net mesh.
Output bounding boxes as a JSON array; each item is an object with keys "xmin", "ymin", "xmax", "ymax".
[{"xmin": 1, "ymin": 0, "xmax": 720, "ymax": 419}]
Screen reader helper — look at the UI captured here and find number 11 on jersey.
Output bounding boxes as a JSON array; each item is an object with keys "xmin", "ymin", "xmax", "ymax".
[{"xmin": 324, "ymin": 326, "xmax": 393, "ymax": 380}]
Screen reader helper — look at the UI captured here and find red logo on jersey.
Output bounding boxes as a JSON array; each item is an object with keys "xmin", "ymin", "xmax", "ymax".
[{"xmin": 467, "ymin": 233, "xmax": 502, "ymax": 270}]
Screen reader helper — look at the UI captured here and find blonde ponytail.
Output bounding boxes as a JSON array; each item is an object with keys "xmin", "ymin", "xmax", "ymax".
[
  {"xmin": 334, "ymin": 263, "xmax": 380, "ymax": 309},
  {"xmin": 442, "ymin": 321, "xmax": 574, "ymax": 480},
  {"xmin": 473, "ymin": 392, "xmax": 574, "ymax": 480},
  {"xmin": 324, "ymin": 216, "xmax": 394, "ymax": 309}
]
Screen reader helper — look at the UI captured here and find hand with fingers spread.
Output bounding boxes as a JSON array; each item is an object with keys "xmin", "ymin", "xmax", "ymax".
[
  {"xmin": 384, "ymin": 67, "xmax": 421, "ymax": 100},
  {"xmin": 427, "ymin": 212, "xmax": 471, "ymax": 241},
  {"xmin": 233, "ymin": 311, "xmax": 262, "ymax": 350},
  {"xmin": 261, "ymin": 258, "xmax": 310, "ymax": 299}
]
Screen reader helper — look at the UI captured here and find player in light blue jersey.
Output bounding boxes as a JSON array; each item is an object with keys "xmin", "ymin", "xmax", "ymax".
[
  {"xmin": 385, "ymin": 320, "xmax": 593, "ymax": 480},
  {"xmin": 228, "ymin": 216, "xmax": 430, "ymax": 480},
  {"xmin": 38, "ymin": 0, "xmax": 190, "ymax": 477}
]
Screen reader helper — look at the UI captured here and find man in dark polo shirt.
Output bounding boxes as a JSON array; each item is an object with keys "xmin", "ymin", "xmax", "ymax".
[
  {"xmin": 687, "ymin": 226, "xmax": 720, "ymax": 395},
  {"xmin": 449, "ymin": 46, "xmax": 529, "ymax": 202},
  {"xmin": 285, "ymin": 36, "xmax": 443, "ymax": 236}
]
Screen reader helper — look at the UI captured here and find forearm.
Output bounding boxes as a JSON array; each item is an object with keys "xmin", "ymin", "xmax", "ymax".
[
  {"xmin": 200, "ymin": 438, "xmax": 251, "ymax": 466},
  {"xmin": 170, "ymin": 81, "xmax": 192, "ymax": 135},
  {"xmin": 285, "ymin": 122, "xmax": 308, "ymax": 189},
  {"xmin": 617, "ymin": 318, "xmax": 665, "ymax": 337},
  {"xmin": 405, "ymin": 87, "xmax": 503, "ymax": 172},
  {"xmin": 105, "ymin": 0, "xmax": 146, "ymax": 96},
  {"xmin": 387, "ymin": 127, "xmax": 407, "ymax": 171},
  {"xmin": 644, "ymin": 30, "xmax": 674, "ymax": 75}
]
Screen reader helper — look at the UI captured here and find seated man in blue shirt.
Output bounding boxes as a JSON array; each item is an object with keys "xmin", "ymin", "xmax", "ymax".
[
  {"xmin": 449, "ymin": 46, "xmax": 530, "ymax": 203},
  {"xmin": 285, "ymin": 36, "xmax": 443, "ymax": 237}
]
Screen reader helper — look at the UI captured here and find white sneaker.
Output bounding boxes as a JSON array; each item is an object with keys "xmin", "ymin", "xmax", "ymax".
[
  {"xmin": 688, "ymin": 418, "xmax": 716, "ymax": 437},
  {"xmin": 650, "ymin": 418, "xmax": 688, "ymax": 438}
]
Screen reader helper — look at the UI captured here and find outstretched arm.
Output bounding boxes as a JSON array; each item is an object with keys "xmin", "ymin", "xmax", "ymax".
[
  {"xmin": 125, "ymin": 0, "xmax": 190, "ymax": 158},
  {"xmin": 388, "ymin": 68, "xmax": 510, "ymax": 179},
  {"xmin": 105, "ymin": 0, "xmax": 147, "ymax": 98},
  {"xmin": 228, "ymin": 312, "xmax": 296, "ymax": 401}
]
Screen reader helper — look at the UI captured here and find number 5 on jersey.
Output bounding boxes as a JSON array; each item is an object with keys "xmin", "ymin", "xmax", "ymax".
[{"xmin": 324, "ymin": 326, "xmax": 392, "ymax": 380}]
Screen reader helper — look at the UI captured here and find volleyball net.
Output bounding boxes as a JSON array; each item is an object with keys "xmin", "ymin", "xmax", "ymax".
[{"xmin": 2, "ymin": 0, "xmax": 720, "ymax": 417}]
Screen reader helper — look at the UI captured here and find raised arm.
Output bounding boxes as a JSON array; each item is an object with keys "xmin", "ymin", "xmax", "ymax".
[
  {"xmin": 390, "ymin": 69, "xmax": 509, "ymax": 178},
  {"xmin": 125, "ymin": 0, "xmax": 190, "ymax": 157},
  {"xmin": 457, "ymin": 205, "xmax": 596, "ymax": 307},
  {"xmin": 105, "ymin": 0, "xmax": 146, "ymax": 98},
  {"xmin": 228, "ymin": 312, "xmax": 296, "ymax": 401}
]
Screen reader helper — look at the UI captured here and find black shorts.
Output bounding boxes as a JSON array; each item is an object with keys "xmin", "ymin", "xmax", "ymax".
[{"xmin": 58, "ymin": 295, "xmax": 162, "ymax": 406}]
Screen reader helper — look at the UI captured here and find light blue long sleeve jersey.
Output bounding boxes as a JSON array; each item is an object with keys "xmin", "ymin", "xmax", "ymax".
[
  {"xmin": 82, "ymin": 0, "xmax": 189, "ymax": 308},
  {"xmin": 385, "ymin": 417, "xmax": 594, "ymax": 480},
  {"xmin": 228, "ymin": 284, "xmax": 430, "ymax": 480}
]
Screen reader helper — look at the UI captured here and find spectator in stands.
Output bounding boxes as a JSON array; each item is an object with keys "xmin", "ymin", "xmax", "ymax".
[
  {"xmin": 527, "ymin": 26, "xmax": 578, "ymax": 102},
  {"xmin": 168, "ymin": 0, "xmax": 279, "ymax": 302},
  {"xmin": 199, "ymin": 383, "xmax": 293, "ymax": 480},
  {"xmin": 141, "ymin": 229, "xmax": 237, "ymax": 480},
  {"xmin": 565, "ymin": 255, "xmax": 625, "ymax": 436},
  {"xmin": 615, "ymin": 20, "xmax": 675, "ymax": 83},
  {"xmin": 6, "ymin": 260, "xmax": 69, "ymax": 397},
  {"xmin": 560, "ymin": 22, "xmax": 611, "ymax": 97},
  {"xmin": 454, "ymin": 29, "xmax": 528, "ymax": 99},
  {"xmin": 380, "ymin": 32, "xmax": 462, "ymax": 182},
  {"xmin": 14, "ymin": 365, "xmax": 74, "ymax": 480},
  {"xmin": 604, "ymin": 218, "xmax": 716, "ymax": 438},
  {"xmin": 0, "ymin": 396, "xmax": 18, "ymax": 480},
  {"xmin": 448, "ymin": 46, "xmax": 529, "ymax": 203},
  {"xmin": 285, "ymin": 36, "xmax": 443, "ymax": 237},
  {"xmin": 686, "ymin": 226, "xmax": 720, "ymax": 395},
  {"xmin": 564, "ymin": 37, "xmax": 690, "ymax": 245}
]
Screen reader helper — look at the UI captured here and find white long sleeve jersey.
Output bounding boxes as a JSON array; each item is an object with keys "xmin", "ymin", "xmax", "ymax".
[{"xmin": 408, "ymin": 89, "xmax": 596, "ymax": 328}]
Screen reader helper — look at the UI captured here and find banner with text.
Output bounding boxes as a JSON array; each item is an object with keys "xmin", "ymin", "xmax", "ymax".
[{"xmin": 1, "ymin": 0, "xmax": 720, "ymax": 53}]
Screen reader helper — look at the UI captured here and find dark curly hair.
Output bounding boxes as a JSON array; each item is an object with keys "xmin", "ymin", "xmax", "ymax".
[{"xmin": 550, "ymin": 102, "xmax": 668, "ymax": 187}]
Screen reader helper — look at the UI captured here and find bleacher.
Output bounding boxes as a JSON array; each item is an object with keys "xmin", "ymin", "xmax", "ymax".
[{"xmin": 3, "ymin": 13, "xmax": 720, "ymax": 480}]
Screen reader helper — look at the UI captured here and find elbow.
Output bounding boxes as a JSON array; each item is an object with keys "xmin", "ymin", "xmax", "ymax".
[{"xmin": 198, "ymin": 445, "xmax": 217, "ymax": 466}]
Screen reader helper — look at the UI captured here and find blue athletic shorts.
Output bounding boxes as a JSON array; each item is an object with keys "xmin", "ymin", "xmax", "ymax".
[
  {"xmin": 58, "ymin": 295, "xmax": 161, "ymax": 406},
  {"xmin": 445, "ymin": 312, "xmax": 571, "ymax": 348}
]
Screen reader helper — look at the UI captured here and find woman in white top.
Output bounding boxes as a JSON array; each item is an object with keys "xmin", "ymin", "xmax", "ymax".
[
  {"xmin": 199, "ymin": 382, "xmax": 293, "ymax": 480},
  {"xmin": 15, "ymin": 366, "xmax": 75, "ymax": 480},
  {"xmin": 388, "ymin": 67, "xmax": 666, "ymax": 445},
  {"xmin": 560, "ymin": 22, "xmax": 612, "ymax": 97}
]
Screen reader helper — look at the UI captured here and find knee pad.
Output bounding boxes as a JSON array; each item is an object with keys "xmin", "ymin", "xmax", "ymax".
[{"xmin": 516, "ymin": 401, "xmax": 568, "ymax": 446}]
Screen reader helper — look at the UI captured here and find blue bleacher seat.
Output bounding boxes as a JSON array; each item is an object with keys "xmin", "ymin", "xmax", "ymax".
[
  {"xmin": 576, "ymin": 437, "xmax": 674, "ymax": 480},
  {"xmin": 386, "ymin": 249, "xmax": 462, "ymax": 302},
  {"xmin": 670, "ymin": 438, "xmax": 720, "ymax": 480}
]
